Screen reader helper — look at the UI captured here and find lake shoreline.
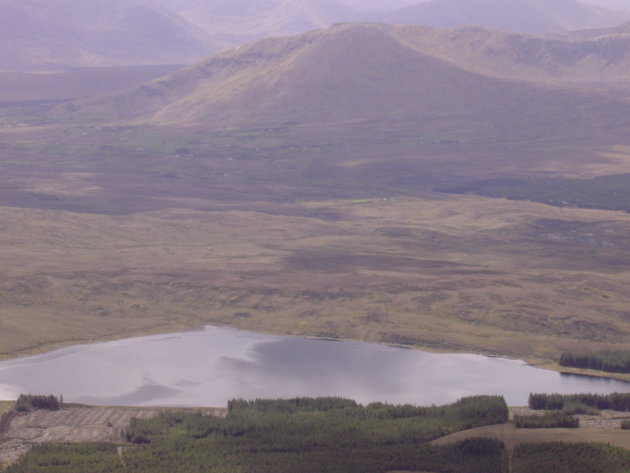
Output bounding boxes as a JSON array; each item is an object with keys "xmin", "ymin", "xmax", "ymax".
[{"xmin": 1, "ymin": 322, "xmax": 629, "ymax": 384}]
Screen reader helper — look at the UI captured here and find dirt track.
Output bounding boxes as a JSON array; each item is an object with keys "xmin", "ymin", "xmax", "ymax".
[{"xmin": 0, "ymin": 406, "xmax": 226, "ymax": 468}]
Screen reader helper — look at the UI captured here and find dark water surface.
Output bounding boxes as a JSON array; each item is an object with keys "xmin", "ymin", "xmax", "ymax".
[{"xmin": 0, "ymin": 326, "xmax": 627, "ymax": 406}]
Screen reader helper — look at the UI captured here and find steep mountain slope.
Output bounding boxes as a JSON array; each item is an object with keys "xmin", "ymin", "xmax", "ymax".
[
  {"xmin": 73, "ymin": 22, "xmax": 630, "ymax": 137},
  {"xmin": 0, "ymin": 0, "xmax": 224, "ymax": 71},
  {"xmin": 384, "ymin": 0, "xmax": 630, "ymax": 34}
]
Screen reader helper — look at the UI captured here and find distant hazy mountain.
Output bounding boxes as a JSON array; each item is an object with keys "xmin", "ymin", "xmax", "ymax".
[
  {"xmin": 339, "ymin": 0, "xmax": 419, "ymax": 11},
  {"xmin": 382, "ymin": 0, "xmax": 630, "ymax": 34},
  {"xmin": 5, "ymin": 0, "xmax": 626, "ymax": 72},
  {"xmin": 586, "ymin": 0, "xmax": 630, "ymax": 11},
  {"xmin": 160, "ymin": 0, "xmax": 360, "ymax": 43},
  {"xmin": 0, "ymin": 0, "xmax": 224, "ymax": 71},
  {"xmin": 70, "ymin": 22, "xmax": 630, "ymax": 148}
]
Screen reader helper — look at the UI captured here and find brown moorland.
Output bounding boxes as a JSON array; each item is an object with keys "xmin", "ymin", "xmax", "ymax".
[
  {"xmin": 0, "ymin": 23, "xmax": 629, "ymax": 375},
  {"xmin": 0, "ymin": 194, "xmax": 629, "ymax": 372}
]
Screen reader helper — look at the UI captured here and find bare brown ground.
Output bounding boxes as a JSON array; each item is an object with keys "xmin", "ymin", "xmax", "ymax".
[
  {"xmin": 0, "ymin": 406, "xmax": 226, "ymax": 468},
  {"xmin": 431, "ymin": 409, "xmax": 630, "ymax": 453}
]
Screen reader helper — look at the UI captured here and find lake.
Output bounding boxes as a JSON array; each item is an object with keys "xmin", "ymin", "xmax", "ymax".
[{"xmin": 0, "ymin": 326, "xmax": 627, "ymax": 407}]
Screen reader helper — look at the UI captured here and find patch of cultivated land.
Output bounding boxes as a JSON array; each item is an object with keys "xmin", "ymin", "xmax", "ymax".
[{"xmin": 0, "ymin": 406, "xmax": 226, "ymax": 468}]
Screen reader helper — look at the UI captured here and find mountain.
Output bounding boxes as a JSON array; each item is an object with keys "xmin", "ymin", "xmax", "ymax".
[
  {"xmin": 382, "ymin": 0, "xmax": 630, "ymax": 34},
  {"xmin": 586, "ymin": 0, "xmax": 630, "ymax": 11},
  {"xmin": 338, "ymin": 0, "xmax": 419, "ymax": 12},
  {"xmin": 160, "ymin": 0, "xmax": 360, "ymax": 43},
  {"xmin": 385, "ymin": 23, "xmax": 630, "ymax": 91},
  {"xmin": 0, "ymin": 0, "xmax": 224, "ymax": 71},
  {"xmin": 69, "ymin": 22, "xmax": 630, "ymax": 144}
]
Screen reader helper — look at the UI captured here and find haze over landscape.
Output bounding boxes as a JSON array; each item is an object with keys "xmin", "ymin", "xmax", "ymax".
[{"xmin": 1, "ymin": 0, "xmax": 630, "ymax": 471}]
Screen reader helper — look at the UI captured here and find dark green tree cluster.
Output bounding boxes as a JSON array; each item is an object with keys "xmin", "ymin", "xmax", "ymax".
[
  {"xmin": 513, "ymin": 413, "xmax": 579, "ymax": 428},
  {"xmin": 14, "ymin": 394, "xmax": 61, "ymax": 412},
  {"xmin": 227, "ymin": 396, "xmax": 359, "ymax": 413},
  {"xmin": 621, "ymin": 420, "xmax": 630, "ymax": 430},
  {"xmin": 7, "ymin": 396, "xmax": 509, "ymax": 473},
  {"xmin": 512, "ymin": 442, "xmax": 630, "ymax": 473},
  {"xmin": 440, "ymin": 174, "xmax": 630, "ymax": 212},
  {"xmin": 529, "ymin": 392, "xmax": 630, "ymax": 411},
  {"xmin": 4, "ymin": 444, "xmax": 119, "ymax": 473},
  {"xmin": 560, "ymin": 351, "xmax": 630, "ymax": 374}
]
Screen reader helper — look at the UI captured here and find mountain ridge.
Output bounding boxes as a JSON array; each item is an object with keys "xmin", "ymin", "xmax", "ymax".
[
  {"xmin": 383, "ymin": 0, "xmax": 630, "ymax": 34},
  {"xmin": 66, "ymin": 22, "xmax": 630, "ymax": 134},
  {"xmin": 0, "ymin": 0, "xmax": 225, "ymax": 71}
]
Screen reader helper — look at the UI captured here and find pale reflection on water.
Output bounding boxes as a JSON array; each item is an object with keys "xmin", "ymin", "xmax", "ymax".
[{"xmin": 0, "ymin": 326, "xmax": 627, "ymax": 406}]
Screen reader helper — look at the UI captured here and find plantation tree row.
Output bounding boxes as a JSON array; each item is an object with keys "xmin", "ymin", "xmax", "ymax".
[{"xmin": 560, "ymin": 351, "xmax": 630, "ymax": 374}]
